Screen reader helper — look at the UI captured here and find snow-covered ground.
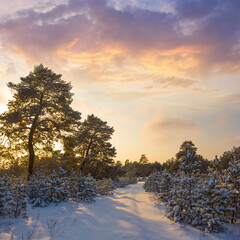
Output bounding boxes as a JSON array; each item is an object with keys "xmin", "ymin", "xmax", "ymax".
[{"xmin": 0, "ymin": 182, "xmax": 239, "ymax": 240}]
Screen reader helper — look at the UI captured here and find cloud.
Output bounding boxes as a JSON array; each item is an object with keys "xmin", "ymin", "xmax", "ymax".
[
  {"xmin": 193, "ymin": 87, "xmax": 219, "ymax": 93},
  {"xmin": 93, "ymin": 88, "xmax": 168, "ymax": 102},
  {"xmin": 175, "ymin": 0, "xmax": 221, "ymax": 20},
  {"xmin": 0, "ymin": 0, "xmax": 239, "ymax": 76},
  {"xmin": 222, "ymin": 135, "xmax": 240, "ymax": 147},
  {"xmin": 142, "ymin": 76, "xmax": 197, "ymax": 91},
  {"xmin": 222, "ymin": 93, "xmax": 240, "ymax": 102},
  {"xmin": 5, "ymin": 62, "xmax": 17, "ymax": 75},
  {"xmin": 144, "ymin": 115, "xmax": 196, "ymax": 132},
  {"xmin": 0, "ymin": 0, "xmax": 179, "ymax": 56},
  {"xmin": 176, "ymin": 0, "xmax": 240, "ymax": 72},
  {"xmin": 143, "ymin": 111, "xmax": 200, "ymax": 144},
  {"xmin": 156, "ymin": 76, "xmax": 196, "ymax": 88}
]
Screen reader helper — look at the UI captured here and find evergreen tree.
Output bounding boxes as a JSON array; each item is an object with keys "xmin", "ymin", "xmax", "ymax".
[
  {"xmin": 8, "ymin": 178, "xmax": 28, "ymax": 218},
  {"xmin": 0, "ymin": 64, "xmax": 81, "ymax": 179},
  {"xmin": 223, "ymin": 155, "xmax": 240, "ymax": 223},
  {"xmin": 166, "ymin": 144, "xmax": 200, "ymax": 224},
  {"xmin": 65, "ymin": 114, "xmax": 116, "ymax": 178},
  {"xmin": 197, "ymin": 167, "xmax": 229, "ymax": 232},
  {"xmin": 46, "ymin": 170, "xmax": 68, "ymax": 203},
  {"xmin": 176, "ymin": 141, "xmax": 197, "ymax": 161},
  {"xmin": 0, "ymin": 176, "xmax": 11, "ymax": 216},
  {"xmin": 219, "ymin": 146, "xmax": 240, "ymax": 170},
  {"xmin": 158, "ymin": 170, "xmax": 173, "ymax": 202},
  {"xmin": 27, "ymin": 175, "xmax": 49, "ymax": 207},
  {"xmin": 69, "ymin": 172, "xmax": 97, "ymax": 202},
  {"xmin": 28, "ymin": 168, "xmax": 69, "ymax": 207},
  {"xmin": 143, "ymin": 171, "xmax": 162, "ymax": 192}
]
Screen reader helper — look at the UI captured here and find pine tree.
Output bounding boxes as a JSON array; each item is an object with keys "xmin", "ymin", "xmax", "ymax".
[
  {"xmin": 84, "ymin": 175, "xmax": 98, "ymax": 201},
  {"xmin": 197, "ymin": 167, "xmax": 229, "ymax": 232},
  {"xmin": 0, "ymin": 176, "xmax": 11, "ymax": 216},
  {"xmin": 27, "ymin": 175, "xmax": 49, "ymax": 207},
  {"xmin": 65, "ymin": 114, "xmax": 116, "ymax": 177},
  {"xmin": 69, "ymin": 172, "xmax": 97, "ymax": 202},
  {"xmin": 143, "ymin": 171, "xmax": 162, "ymax": 192},
  {"xmin": 0, "ymin": 64, "xmax": 81, "ymax": 179},
  {"xmin": 28, "ymin": 168, "xmax": 69, "ymax": 207},
  {"xmin": 158, "ymin": 170, "xmax": 173, "ymax": 202},
  {"xmin": 223, "ymin": 155, "xmax": 240, "ymax": 223},
  {"xmin": 8, "ymin": 178, "xmax": 28, "ymax": 218},
  {"xmin": 166, "ymin": 144, "xmax": 201, "ymax": 224},
  {"xmin": 45, "ymin": 170, "xmax": 68, "ymax": 203}
]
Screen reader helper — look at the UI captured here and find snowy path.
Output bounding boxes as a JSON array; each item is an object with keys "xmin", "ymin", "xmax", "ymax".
[{"xmin": 0, "ymin": 182, "xmax": 239, "ymax": 240}]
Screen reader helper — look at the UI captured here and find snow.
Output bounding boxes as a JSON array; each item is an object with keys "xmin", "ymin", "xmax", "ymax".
[{"xmin": 0, "ymin": 182, "xmax": 239, "ymax": 240}]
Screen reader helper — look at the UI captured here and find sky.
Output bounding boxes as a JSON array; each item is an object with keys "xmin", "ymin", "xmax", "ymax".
[{"xmin": 0, "ymin": 0, "xmax": 240, "ymax": 163}]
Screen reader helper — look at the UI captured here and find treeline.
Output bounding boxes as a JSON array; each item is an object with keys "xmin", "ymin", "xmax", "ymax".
[
  {"xmin": 118, "ymin": 141, "xmax": 240, "ymax": 180},
  {"xmin": 143, "ymin": 142, "xmax": 240, "ymax": 233}
]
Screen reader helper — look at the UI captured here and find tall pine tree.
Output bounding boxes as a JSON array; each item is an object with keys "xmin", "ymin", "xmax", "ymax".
[{"xmin": 0, "ymin": 64, "xmax": 81, "ymax": 179}]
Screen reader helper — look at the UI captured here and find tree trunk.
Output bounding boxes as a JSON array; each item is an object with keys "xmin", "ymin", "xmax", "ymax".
[
  {"xmin": 27, "ymin": 93, "xmax": 43, "ymax": 180},
  {"xmin": 79, "ymin": 159, "xmax": 86, "ymax": 172},
  {"xmin": 79, "ymin": 134, "xmax": 95, "ymax": 172},
  {"xmin": 27, "ymin": 127, "xmax": 35, "ymax": 180}
]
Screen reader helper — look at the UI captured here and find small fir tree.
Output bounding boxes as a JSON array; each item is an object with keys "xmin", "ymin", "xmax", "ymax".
[
  {"xmin": 0, "ymin": 176, "xmax": 11, "ymax": 216},
  {"xmin": 223, "ymin": 155, "xmax": 240, "ymax": 223},
  {"xmin": 143, "ymin": 171, "xmax": 162, "ymax": 192},
  {"xmin": 197, "ymin": 167, "xmax": 229, "ymax": 232},
  {"xmin": 8, "ymin": 178, "xmax": 28, "ymax": 218},
  {"xmin": 69, "ymin": 172, "xmax": 97, "ymax": 202},
  {"xmin": 27, "ymin": 175, "xmax": 49, "ymax": 207},
  {"xmin": 45, "ymin": 170, "xmax": 68, "ymax": 203},
  {"xmin": 158, "ymin": 170, "xmax": 173, "ymax": 202}
]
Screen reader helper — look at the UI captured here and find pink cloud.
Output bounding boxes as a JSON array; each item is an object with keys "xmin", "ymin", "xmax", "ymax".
[{"xmin": 143, "ymin": 112, "xmax": 200, "ymax": 144}]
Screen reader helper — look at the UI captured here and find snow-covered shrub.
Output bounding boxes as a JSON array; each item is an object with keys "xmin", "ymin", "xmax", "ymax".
[
  {"xmin": 166, "ymin": 145, "xmax": 201, "ymax": 225},
  {"xmin": 0, "ymin": 176, "xmax": 27, "ymax": 218},
  {"xmin": 166, "ymin": 173, "xmax": 199, "ymax": 225},
  {"xmin": 45, "ymin": 170, "xmax": 69, "ymax": 203},
  {"xmin": 8, "ymin": 178, "xmax": 27, "ymax": 218},
  {"xmin": 28, "ymin": 168, "xmax": 69, "ymax": 207},
  {"xmin": 0, "ymin": 176, "xmax": 12, "ymax": 216},
  {"xmin": 165, "ymin": 155, "xmax": 230, "ymax": 232},
  {"xmin": 143, "ymin": 147, "xmax": 240, "ymax": 233},
  {"xmin": 158, "ymin": 170, "xmax": 173, "ymax": 202},
  {"xmin": 223, "ymin": 156, "xmax": 240, "ymax": 223},
  {"xmin": 196, "ymin": 167, "xmax": 229, "ymax": 232},
  {"xmin": 97, "ymin": 178, "xmax": 115, "ymax": 195},
  {"xmin": 69, "ymin": 172, "xmax": 97, "ymax": 202},
  {"xmin": 27, "ymin": 175, "xmax": 49, "ymax": 207},
  {"xmin": 143, "ymin": 171, "xmax": 162, "ymax": 192}
]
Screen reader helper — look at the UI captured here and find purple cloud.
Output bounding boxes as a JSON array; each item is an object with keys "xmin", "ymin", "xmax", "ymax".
[
  {"xmin": 175, "ymin": 0, "xmax": 221, "ymax": 20},
  {"xmin": 0, "ymin": 0, "xmax": 239, "ymax": 73}
]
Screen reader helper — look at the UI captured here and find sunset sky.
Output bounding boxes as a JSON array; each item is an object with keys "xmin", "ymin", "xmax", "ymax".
[{"xmin": 0, "ymin": 0, "xmax": 240, "ymax": 163}]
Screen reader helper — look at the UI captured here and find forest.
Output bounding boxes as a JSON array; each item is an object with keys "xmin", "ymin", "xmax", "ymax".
[{"xmin": 0, "ymin": 65, "xmax": 239, "ymax": 235}]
